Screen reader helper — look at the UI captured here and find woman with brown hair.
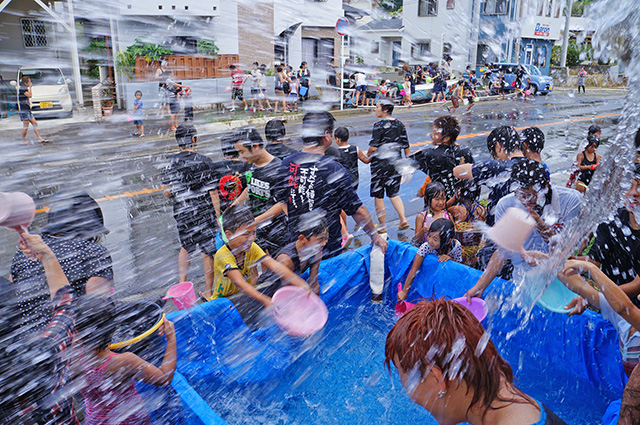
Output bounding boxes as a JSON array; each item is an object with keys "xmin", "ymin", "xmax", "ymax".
[{"xmin": 385, "ymin": 299, "xmax": 567, "ymax": 425}]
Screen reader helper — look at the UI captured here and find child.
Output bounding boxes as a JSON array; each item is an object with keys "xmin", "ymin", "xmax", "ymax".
[
  {"xmin": 575, "ymin": 135, "xmax": 602, "ymax": 193},
  {"xmin": 559, "ymin": 259, "xmax": 640, "ymax": 376},
  {"xmin": 264, "ymin": 118, "xmax": 296, "ymax": 160},
  {"xmin": 131, "ymin": 90, "xmax": 145, "ymax": 137},
  {"xmin": 463, "ymin": 82, "xmax": 476, "ymax": 113},
  {"xmin": 229, "ymin": 64, "xmax": 248, "ymax": 112},
  {"xmin": 403, "ymin": 75, "xmax": 413, "ymax": 106},
  {"xmin": 521, "ymin": 126, "xmax": 551, "ymax": 179},
  {"xmin": 179, "ymin": 86, "xmax": 194, "ymax": 122},
  {"xmin": 414, "ymin": 181, "xmax": 451, "ymax": 245},
  {"xmin": 398, "ymin": 218, "xmax": 462, "ymax": 300},
  {"xmin": 376, "ymin": 80, "xmax": 388, "ymax": 104},
  {"xmin": 577, "ymin": 67, "xmax": 586, "ymax": 94},
  {"xmin": 75, "ymin": 295, "xmax": 177, "ymax": 425},
  {"xmin": 270, "ymin": 213, "xmax": 329, "ymax": 294},
  {"xmin": 167, "ymin": 80, "xmax": 183, "ymax": 131},
  {"xmin": 161, "ymin": 123, "xmax": 218, "ymax": 291},
  {"xmin": 287, "ymin": 75, "xmax": 299, "ymax": 112},
  {"xmin": 447, "ymin": 81, "xmax": 463, "ymax": 115},
  {"xmin": 250, "ymin": 62, "xmax": 264, "ymax": 111},
  {"xmin": 211, "ymin": 131, "xmax": 250, "ymax": 221},
  {"xmin": 205, "ymin": 204, "xmax": 311, "ymax": 305},
  {"xmin": 259, "ymin": 64, "xmax": 272, "ymax": 111},
  {"xmin": 448, "ymin": 180, "xmax": 486, "ymax": 267},
  {"xmin": 367, "ymin": 99, "xmax": 410, "ymax": 232},
  {"xmin": 334, "ymin": 126, "xmax": 370, "ymax": 247},
  {"xmin": 18, "ymin": 76, "xmax": 49, "ymax": 144},
  {"xmin": 523, "ymin": 77, "xmax": 533, "ymax": 101},
  {"xmin": 232, "ymin": 127, "xmax": 287, "ymax": 254}
]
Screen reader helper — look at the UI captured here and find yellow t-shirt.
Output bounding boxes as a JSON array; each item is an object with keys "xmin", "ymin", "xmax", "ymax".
[{"xmin": 210, "ymin": 242, "xmax": 267, "ymax": 300}]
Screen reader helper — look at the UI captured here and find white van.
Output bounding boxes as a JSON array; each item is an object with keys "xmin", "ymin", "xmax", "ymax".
[{"xmin": 11, "ymin": 67, "xmax": 73, "ymax": 118}]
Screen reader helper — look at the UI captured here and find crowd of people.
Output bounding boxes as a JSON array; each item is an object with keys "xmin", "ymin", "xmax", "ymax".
[{"xmin": 4, "ymin": 86, "xmax": 640, "ymax": 424}]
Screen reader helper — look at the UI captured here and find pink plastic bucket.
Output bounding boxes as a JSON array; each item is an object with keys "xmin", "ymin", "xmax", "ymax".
[
  {"xmin": 163, "ymin": 281, "xmax": 197, "ymax": 310},
  {"xmin": 271, "ymin": 286, "xmax": 328, "ymax": 337},
  {"xmin": 0, "ymin": 192, "xmax": 36, "ymax": 233},
  {"xmin": 452, "ymin": 297, "xmax": 489, "ymax": 322},
  {"xmin": 395, "ymin": 282, "xmax": 416, "ymax": 317}
]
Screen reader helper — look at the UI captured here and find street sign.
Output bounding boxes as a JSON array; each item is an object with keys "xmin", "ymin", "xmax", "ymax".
[{"xmin": 335, "ymin": 17, "xmax": 349, "ymax": 36}]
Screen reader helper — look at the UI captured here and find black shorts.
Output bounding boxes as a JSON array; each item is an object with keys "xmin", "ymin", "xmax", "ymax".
[
  {"xmin": 370, "ymin": 166, "xmax": 401, "ymax": 198},
  {"xmin": 177, "ymin": 223, "xmax": 217, "ymax": 257},
  {"xmin": 169, "ymin": 100, "xmax": 180, "ymax": 115},
  {"xmin": 232, "ymin": 88, "xmax": 244, "ymax": 100}
]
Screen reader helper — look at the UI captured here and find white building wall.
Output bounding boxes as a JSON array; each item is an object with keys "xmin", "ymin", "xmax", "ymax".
[{"xmin": 402, "ymin": 0, "xmax": 474, "ymax": 71}]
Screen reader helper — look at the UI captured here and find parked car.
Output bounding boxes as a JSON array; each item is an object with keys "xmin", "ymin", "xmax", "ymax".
[
  {"xmin": 10, "ymin": 67, "xmax": 73, "ymax": 117},
  {"xmin": 486, "ymin": 63, "xmax": 553, "ymax": 95}
]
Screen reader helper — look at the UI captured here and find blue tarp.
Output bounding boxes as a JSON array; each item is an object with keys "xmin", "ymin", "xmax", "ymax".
[{"xmin": 146, "ymin": 240, "xmax": 625, "ymax": 424}]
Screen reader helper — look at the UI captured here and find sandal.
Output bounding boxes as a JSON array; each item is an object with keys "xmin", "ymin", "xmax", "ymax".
[
  {"xmin": 39, "ymin": 139, "xmax": 50, "ymax": 143},
  {"xmin": 398, "ymin": 222, "xmax": 409, "ymax": 231}
]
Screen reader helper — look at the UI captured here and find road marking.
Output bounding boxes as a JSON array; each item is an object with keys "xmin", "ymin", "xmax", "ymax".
[
  {"xmin": 32, "ymin": 112, "xmax": 621, "ymax": 215},
  {"xmin": 35, "ymin": 186, "xmax": 167, "ymax": 214},
  {"xmin": 410, "ymin": 112, "xmax": 621, "ymax": 147}
]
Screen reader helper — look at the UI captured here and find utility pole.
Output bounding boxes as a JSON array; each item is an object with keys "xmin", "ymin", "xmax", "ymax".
[{"xmin": 560, "ymin": 0, "xmax": 573, "ymax": 67}]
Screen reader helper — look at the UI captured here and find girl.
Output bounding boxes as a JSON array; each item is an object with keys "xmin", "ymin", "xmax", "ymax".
[
  {"xmin": 274, "ymin": 66, "xmax": 290, "ymax": 114},
  {"xmin": 385, "ymin": 300, "xmax": 567, "ymax": 424},
  {"xmin": 414, "ymin": 182, "xmax": 451, "ymax": 245},
  {"xmin": 575, "ymin": 135, "xmax": 602, "ymax": 193},
  {"xmin": 403, "ymin": 75, "xmax": 413, "ymax": 106},
  {"xmin": 288, "ymin": 75, "xmax": 299, "ymax": 112},
  {"xmin": 75, "ymin": 295, "xmax": 177, "ymax": 425},
  {"xmin": 577, "ymin": 67, "xmax": 586, "ymax": 94},
  {"xmin": 449, "ymin": 181, "xmax": 487, "ymax": 267},
  {"xmin": 399, "ymin": 218, "xmax": 461, "ymax": 301},
  {"xmin": 523, "ymin": 77, "xmax": 533, "ymax": 101},
  {"xmin": 18, "ymin": 76, "xmax": 49, "ymax": 144}
]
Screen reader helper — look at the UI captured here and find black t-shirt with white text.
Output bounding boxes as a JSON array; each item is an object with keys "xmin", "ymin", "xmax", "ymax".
[
  {"xmin": 276, "ymin": 152, "xmax": 362, "ymax": 258},
  {"xmin": 415, "ymin": 143, "xmax": 474, "ymax": 200}
]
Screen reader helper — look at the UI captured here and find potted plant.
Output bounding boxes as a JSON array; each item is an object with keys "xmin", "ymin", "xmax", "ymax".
[{"xmin": 101, "ymin": 84, "xmax": 114, "ymax": 116}]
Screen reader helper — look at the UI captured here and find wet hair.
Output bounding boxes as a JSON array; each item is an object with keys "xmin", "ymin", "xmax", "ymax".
[
  {"xmin": 385, "ymin": 299, "xmax": 531, "ymax": 419},
  {"xmin": 229, "ymin": 65, "xmax": 236, "ymax": 70},
  {"xmin": 298, "ymin": 211, "xmax": 328, "ymax": 239},
  {"xmin": 458, "ymin": 179, "xmax": 481, "ymax": 206},
  {"xmin": 222, "ymin": 204, "xmax": 254, "ymax": 234},
  {"xmin": 634, "ymin": 163, "xmax": 640, "ymax": 179},
  {"xmin": 427, "ymin": 218, "xmax": 455, "ymax": 255},
  {"xmin": 43, "ymin": 191, "xmax": 109, "ymax": 239},
  {"xmin": 521, "ymin": 127, "xmax": 545, "ymax": 153},
  {"xmin": 378, "ymin": 98, "xmax": 394, "ymax": 114},
  {"xmin": 75, "ymin": 295, "xmax": 117, "ymax": 350},
  {"xmin": 20, "ymin": 76, "xmax": 30, "ymax": 86},
  {"xmin": 220, "ymin": 131, "xmax": 241, "ymax": 158},
  {"xmin": 236, "ymin": 127, "xmax": 265, "ymax": 150},
  {"xmin": 424, "ymin": 182, "xmax": 446, "ymax": 212},
  {"xmin": 510, "ymin": 159, "xmax": 549, "ymax": 190},
  {"xmin": 634, "ymin": 128, "xmax": 640, "ymax": 152},
  {"xmin": 175, "ymin": 123, "xmax": 197, "ymax": 149},
  {"xmin": 433, "ymin": 115, "xmax": 460, "ymax": 144},
  {"xmin": 265, "ymin": 119, "xmax": 286, "ymax": 142},
  {"xmin": 134, "ymin": 90, "xmax": 142, "ymax": 96},
  {"xmin": 586, "ymin": 134, "xmax": 600, "ymax": 149},
  {"xmin": 487, "ymin": 126, "xmax": 522, "ymax": 157},
  {"xmin": 588, "ymin": 124, "xmax": 601, "ymax": 135},
  {"xmin": 334, "ymin": 126, "xmax": 349, "ymax": 142},
  {"xmin": 301, "ymin": 111, "xmax": 336, "ymax": 147},
  {"xmin": 276, "ymin": 66, "xmax": 283, "ymax": 73},
  {"xmin": 300, "ymin": 61, "xmax": 307, "ymax": 68},
  {"xmin": 253, "ymin": 62, "xmax": 259, "ymax": 67}
]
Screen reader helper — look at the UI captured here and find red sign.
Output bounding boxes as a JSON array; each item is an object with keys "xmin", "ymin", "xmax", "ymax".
[{"xmin": 336, "ymin": 17, "xmax": 349, "ymax": 36}]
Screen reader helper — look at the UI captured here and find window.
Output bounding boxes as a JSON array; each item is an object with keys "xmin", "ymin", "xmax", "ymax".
[
  {"xmin": 21, "ymin": 19, "xmax": 48, "ymax": 48},
  {"xmin": 483, "ymin": 0, "xmax": 507, "ymax": 15},
  {"xmin": 554, "ymin": 0, "xmax": 561, "ymax": 17},
  {"xmin": 412, "ymin": 41, "xmax": 431, "ymax": 58},
  {"xmin": 418, "ymin": 0, "xmax": 438, "ymax": 16},
  {"xmin": 371, "ymin": 42, "xmax": 380, "ymax": 54},
  {"xmin": 537, "ymin": 0, "xmax": 544, "ymax": 16},
  {"xmin": 447, "ymin": 0, "xmax": 455, "ymax": 9},
  {"xmin": 546, "ymin": 0, "xmax": 553, "ymax": 17}
]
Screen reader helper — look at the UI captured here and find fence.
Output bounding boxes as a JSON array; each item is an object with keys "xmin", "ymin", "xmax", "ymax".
[{"xmin": 134, "ymin": 54, "xmax": 239, "ymax": 81}]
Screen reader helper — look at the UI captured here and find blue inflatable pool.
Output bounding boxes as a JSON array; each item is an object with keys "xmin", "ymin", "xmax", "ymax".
[{"xmin": 143, "ymin": 241, "xmax": 626, "ymax": 424}]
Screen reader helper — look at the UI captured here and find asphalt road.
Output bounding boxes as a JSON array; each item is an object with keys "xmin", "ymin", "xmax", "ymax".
[{"xmin": 0, "ymin": 89, "xmax": 625, "ymax": 300}]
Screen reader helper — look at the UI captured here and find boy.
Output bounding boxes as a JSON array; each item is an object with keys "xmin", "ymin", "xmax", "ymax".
[
  {"xmin": 131, "ymin": 90, "xmax": 145, "ymax": 137},
  {"xmin": 368, "ymin": 99, "xmax": 410, "ymax": 231},
  {"xmin": 229, "ymin": 64, "xmax": 248, "ymax": 112},
  {"xmin": 161, "ymin": 123, "xmax": 217, "ymax": 292},
  {"xmin": 447, "ymin": 81, "xmax": 463, "ymax": 115},
  {"xmin": 250, "ymin": 62, "xmax": 264, "ymax": 111},
  {"xmin": 271, "ymin": 213, "xmax": 328, "ymax": 294},
  {"xmin": 232, "ymin": 127, "xmax": 288, "ymax": 254},
  {"xmin": 211, "ymin": 131, "xmax": 250, "ymax": 222},
  {"xmin": 521, "ymin": 126, "xmax": 551, "ymax": 179},
  {"xmin": 334, "ymin": 126, "xmax": 369, "ymax": 247},
  {"xmin": 264, "ymin": 119, "xmax": 296, "ymax": 160},
  {"xmin": 463, "ymin": 82, "xmax": 476, "ymax": 114},
  {"xmin": 179, "ymin": 86, "xmax": 194, "ymax": 122},
  {"xmin": 205, "ymin": 204, "xmax": 310, "ymax": 306},
  {"xmin": 412, "ymin": 115, "xmax": 474, "ymax": 202}
]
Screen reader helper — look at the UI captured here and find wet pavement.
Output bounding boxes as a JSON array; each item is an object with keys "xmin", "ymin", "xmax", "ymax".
[{"xmin": 0, "ymin": 90, "xmax": 624, "ymax": 300}]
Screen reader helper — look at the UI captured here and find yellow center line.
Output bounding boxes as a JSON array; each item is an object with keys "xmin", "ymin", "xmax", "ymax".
[
  {"xmin": 410, "ymin": 112, "xmax": 621, "ymax": 147},
  {"xmin": 34, "ymin": 186, "xmax": 167, "ymax": 214},
  {"xmin": 32, "ymin": 111, "xmax": 621, "ymax": 215}
]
